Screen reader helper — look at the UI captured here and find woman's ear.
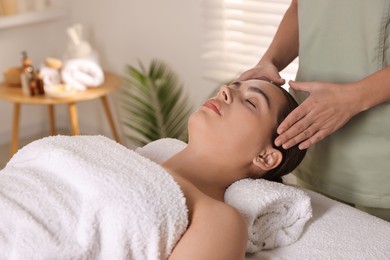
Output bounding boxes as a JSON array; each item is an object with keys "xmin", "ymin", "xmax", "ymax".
[{"xmin": 253, "ymin": 148, "xmax": 283, "ymax": 171}]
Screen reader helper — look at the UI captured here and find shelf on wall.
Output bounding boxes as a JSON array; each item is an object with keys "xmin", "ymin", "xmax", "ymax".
[{"xmin": 0, "ymin": 6, "xmax": 68, "ymax": 30}]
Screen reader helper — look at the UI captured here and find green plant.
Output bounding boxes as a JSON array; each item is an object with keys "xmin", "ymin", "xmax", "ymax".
[{"xmin": 120, "ymin": 59, "xmax": 193, "ymax": 146}]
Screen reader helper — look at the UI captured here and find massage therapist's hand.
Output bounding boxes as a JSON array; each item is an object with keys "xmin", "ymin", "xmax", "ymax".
[
  {"xmin": 238, "ymin": 62, "xmax": 286, "ymax": 86},
  {"xmin": 275, "ymin": 80, "xmax": 362, "ymax": 150}
]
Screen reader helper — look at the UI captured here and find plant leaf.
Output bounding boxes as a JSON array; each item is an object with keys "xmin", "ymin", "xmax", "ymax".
[{"xmin": 119, "ymin": 59, "xmax": 193, "ymax": 146}]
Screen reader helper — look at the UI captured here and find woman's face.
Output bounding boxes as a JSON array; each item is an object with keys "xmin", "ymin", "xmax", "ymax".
[{"xmin": 188, "ymin": 79, "xmax": 286, "ymax": 168}]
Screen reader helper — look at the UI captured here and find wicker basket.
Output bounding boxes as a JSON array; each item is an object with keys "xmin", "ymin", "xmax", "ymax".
[{"xmin": 3, "ymin": 66, "xmax": 22, "ymax": 87}]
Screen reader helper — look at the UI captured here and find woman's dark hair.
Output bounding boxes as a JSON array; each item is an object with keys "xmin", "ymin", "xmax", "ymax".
[{"xmin": 262, "ymin": 85, "xmax": 307, "ymax": 183}]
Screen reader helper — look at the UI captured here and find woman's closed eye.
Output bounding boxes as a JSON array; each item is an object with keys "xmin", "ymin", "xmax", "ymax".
[{"xmin": 246, "ymin": 99, "xmax": 257, "ymax": 109}]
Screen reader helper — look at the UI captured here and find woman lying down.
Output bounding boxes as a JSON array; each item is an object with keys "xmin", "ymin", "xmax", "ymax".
[{"xmin": 0, "ymin": 79, "xmax": 307, "ymax": 259}]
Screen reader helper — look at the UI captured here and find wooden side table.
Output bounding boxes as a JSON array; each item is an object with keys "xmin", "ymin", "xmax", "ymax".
[{"xmin": 0, "ymin": 71, "xmax": 122, "ymax": 156}]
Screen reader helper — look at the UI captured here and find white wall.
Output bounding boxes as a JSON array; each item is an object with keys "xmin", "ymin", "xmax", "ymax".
[{"xmin": 0, "ymin": 0, "xmax": 214, "ymax": 150}]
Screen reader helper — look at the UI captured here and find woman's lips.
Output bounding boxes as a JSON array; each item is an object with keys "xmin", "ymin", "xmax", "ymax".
[{"xmin": 202, "ymin": 100, "xmax": 221, "ymax": 115}]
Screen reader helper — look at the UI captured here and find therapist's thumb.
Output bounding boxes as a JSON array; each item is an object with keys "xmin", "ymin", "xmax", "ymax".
[
  {"xmin": 288, "ymin": 80, "xmax": 311, "ymax": 92},
  {"xmin": 270, "ymin": 76, "xmax": 285, "ymax": 86}
]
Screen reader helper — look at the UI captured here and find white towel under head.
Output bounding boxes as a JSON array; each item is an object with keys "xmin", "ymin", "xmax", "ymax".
[
  {"xmin": 136, "ymin": 138, "xmax": 312, "ymax": 253},
  {"xmin": 225, "ymin": 178, "xmax": 312, "ymax": 252}
]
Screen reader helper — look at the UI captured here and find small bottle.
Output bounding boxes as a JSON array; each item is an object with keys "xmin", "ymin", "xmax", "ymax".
[
  {"xmin": 20, "ymin": 51, "xmax": 36, "ymax": 96},
  {"xmin": 29, "ymin": 77, "xmax": 37, "ymax": 96},
  {"xmin": 22, "ymin": 51, "xmax": 34, "ymax": 72},
  {"xmin": 36, "ymin": 70, "xmax": 45, "ymax": 95}
]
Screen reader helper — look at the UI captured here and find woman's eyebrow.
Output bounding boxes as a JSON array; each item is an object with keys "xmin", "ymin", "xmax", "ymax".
[
  {"xmin": 249, "ymin": 86, "xmax": 270, "ymax": 108},
  {"xmin": 231, "ymin": 81, "xmax": 270, "ymax": 108},
  {"xmin": 232, "ymin": 81, "xmax": 241, "ymax": 88}
]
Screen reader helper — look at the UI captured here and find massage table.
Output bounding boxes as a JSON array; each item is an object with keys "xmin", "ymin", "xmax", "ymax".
[{"xmin": 1, "ymin": 135, "xmax": 389, "ymax": 259}]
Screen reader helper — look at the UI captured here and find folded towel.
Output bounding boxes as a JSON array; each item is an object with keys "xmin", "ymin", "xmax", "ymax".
[
  {"xmin": 136, "ymin": 138, "xmax": 312, "ymax": 253},
  {"xmin": 39, "ymin": 66, "xmax": 62, "ymax": 88},
  {"xmin": 0, "ymin": 135, "xmax": 188, "ymax": 259},
  {"xmin": 61, "ymin": 59, "xmax": 104, "ymax": 90},
  {"xmin": 225, "ymin": 178, "xmax": 312, "ymax": 252}
]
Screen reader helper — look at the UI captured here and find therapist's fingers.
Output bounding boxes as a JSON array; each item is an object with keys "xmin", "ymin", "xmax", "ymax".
[
  {"xmin": 275, "ymin": 110, "xmax": 333, "ymax": 150},
  {"xmin": 288, "ymin": 80, "xmax": 312, "ymax": 92},
  {"xmin": 275, "ymin": 80, "xmax": 328, "ymax": 148},
  {"xmin": 274, "ymin": 93, "xmax": 340, "ymax": 149},
  {"xmin": 274, "ymin": 81, "xmax": 321, "ymax": 148},
  {"xmin": 275, "ymin": 81, "xmax": 360, "ymax": 149},
  {"xmin": 296, "ymin": 129, "xmax": 329, "ymax": 150},
  {"xmin": 276, "ymin": 102, "xmax": 308, "ymax": 135},
  {"xmin": 278, "ymin": 123, "xmax": 328, "ymax": 150},
  {"xmin": 274, "ymin": 110, "xmax": 313, "ymax": 149},
  {"xmin": 238, "ymin": 64, "xmax": 285, "ymax": 86},
  {"xmin": 276, "ymin": 80, "xmax": 315, "ymax": 135}
]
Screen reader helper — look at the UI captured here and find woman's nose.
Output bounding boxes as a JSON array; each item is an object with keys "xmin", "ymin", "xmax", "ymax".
[{"xmin": 218, "ymin": 85, "xmax": 232, "ymax": 104}]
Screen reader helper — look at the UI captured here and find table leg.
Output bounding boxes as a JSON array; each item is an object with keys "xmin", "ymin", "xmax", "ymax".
[
  {"xmin": 100, "ymin": 95, "xmax": 120, "ymax": 143},
  {"xmin": 68, "ymin": 102, "xmax": 80, "ymax": 135},
  {"xmin": 48, "ymin": 104, "xmax": 57, "ymax": 135},
  {"xmin": 10, "ymin": 103, "xmax": 20, "ymax": 156}
]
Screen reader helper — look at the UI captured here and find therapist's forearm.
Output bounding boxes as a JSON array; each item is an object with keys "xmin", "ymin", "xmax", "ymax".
[
  {"xmin": 353, "ymin": 66, "xmax": 390, "ymax": 113},
  {"xmin": 259, "ymin": 0, "xmax": 299, "ymax": 71}
]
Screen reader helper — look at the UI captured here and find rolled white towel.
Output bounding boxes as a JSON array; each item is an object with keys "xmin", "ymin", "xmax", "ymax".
[
  {"xmin": 61, "ymin": 59, "xmax": 104, "ymax": 90},
  {"xmin": 225, "ymin": 178, "xmax": 312, "ymax": 253},
  {"xmin": 136, "ymin": 138, "xmax": 313, "ymax": 253},
  {"xmin": 39, "ymin": 66, "xmax": 62, "ymax": 88}
]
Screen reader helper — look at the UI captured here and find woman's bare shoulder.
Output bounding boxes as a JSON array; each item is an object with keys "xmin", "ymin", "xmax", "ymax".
[
  {"xmin": 200, "ymin": 199, "xmax": 247, "ymax": 230},
  {"xmin": 169, "ymin": 198, "xmax": 247, "ymax": 260}
]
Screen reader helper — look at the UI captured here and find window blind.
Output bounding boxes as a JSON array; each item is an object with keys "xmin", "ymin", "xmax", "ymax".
[{"xmin": 202, "ymin": 0, "xmax": 298, "ymax": 84}]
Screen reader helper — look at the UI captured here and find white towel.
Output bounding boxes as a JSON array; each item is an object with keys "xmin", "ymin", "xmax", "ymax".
[
  {"xmin": 61, "ymin": 59, "xmax": 104, "ymax": 90},
  {"xmin": 39, "ymin": 66, "xmax": 62, "ymax": 88},
  {"xmin": 136, "ymin": 138, "xmax": 312, "ymax": 253},
  {"xmin": 0, "ymin": 135, "xmax": 188, "ymax": 260},
  {"xmin": 225, "ymin": 179, "xmax": 312, "ymax": 252}
]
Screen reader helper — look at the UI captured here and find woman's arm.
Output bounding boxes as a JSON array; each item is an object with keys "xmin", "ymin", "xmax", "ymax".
[
  {"xmin": 239, "ymin": 0, "xmax": 299, "ymax": 84},
  {"xmin": 169, "ymin": 202, "xmax": 248, "ymax": 260}
]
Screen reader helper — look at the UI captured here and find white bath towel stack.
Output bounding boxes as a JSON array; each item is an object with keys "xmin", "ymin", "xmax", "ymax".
[{"xmin": 137, "ymin": 138, "xmax": 312, "ymax": 253}]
